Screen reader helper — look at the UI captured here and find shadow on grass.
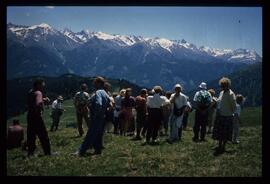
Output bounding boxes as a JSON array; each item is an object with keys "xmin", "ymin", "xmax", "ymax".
[{"xmin": 70, "ymin": 135, "xmax": 82, "ymax": 139}]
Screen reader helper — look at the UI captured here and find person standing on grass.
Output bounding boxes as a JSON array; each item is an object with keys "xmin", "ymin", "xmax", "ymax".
[
  {"xmin": 213, "ymin": 77, "xmax": 236, "ymax": 155},
  {"xmin": 133, "ymin": 89, "xmax": 148, "ymax": 140},
  {"xmin": 50, "ymin": 96, "xmax": 64, "ymax": 132},
  {"xmin": 74, "ymin": 83, "xmax": 90, "ymax": 137},
  {"xmin": 207, "ymin": 89, "xmax": 218, "ymax": 134},
  {"xmin": 119, "ymin": 88, "xmax": 136, "ymax": 136},
  {"xmin": 7, "ymin": 119, "xmax": 24, "ymax": 149},
  {"xmin": 167, "ymin": 84, "xmax": 188, "ymax": 144},
  {"xmin": 104, "ymin": 82, "xmax": 115, "ymax": 133},
  {"xmin": 160, "ymin": 91, "xmax": 172, "ymax": 136},
  {"xmin": 232, "ymin": 94, "xmax": 245, "ymax": 144},
  {"xmin": 145, "ymin": 86, "xmax": 170, "ymax": 145},
  {"xmin": 113, "ymin": 89, "xmax": 126, "ymax": 134},
  {"xmin": 192, "ymin": 82, "xmax": 212, "ymax": 142},
  {"xmin": 26, "ymin": 78, "xmax": 52, "ymax": 156},
  {"xmin": 75, "ymin": 77, "xmax": 111, "ymax": 156}
]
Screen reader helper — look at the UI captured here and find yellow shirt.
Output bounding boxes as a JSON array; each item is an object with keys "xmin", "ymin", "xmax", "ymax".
[{"xmin": 218, "ymin": 89, "xmax": 236, "ymax": 117}]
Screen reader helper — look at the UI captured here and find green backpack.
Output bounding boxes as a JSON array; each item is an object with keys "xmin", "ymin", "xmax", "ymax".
[{"xmin": 196, "ymin": 91, "xmax": 211, "ymax": 110}]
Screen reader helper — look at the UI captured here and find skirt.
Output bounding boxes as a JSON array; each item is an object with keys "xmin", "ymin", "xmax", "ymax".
[{"xmin": 212, "ymin": 115, "xmax": 233, "ymax": 141}]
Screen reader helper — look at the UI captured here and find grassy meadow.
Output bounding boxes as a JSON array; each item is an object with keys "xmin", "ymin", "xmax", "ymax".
[{"xmin": 6, "ymin": 100, "xmax": 262, "ymax": 176}]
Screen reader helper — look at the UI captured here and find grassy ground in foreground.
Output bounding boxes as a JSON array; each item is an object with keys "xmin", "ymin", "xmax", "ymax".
[{"xmin": 7, "ymin": 100, "xmax": 262, "ymax": 176}]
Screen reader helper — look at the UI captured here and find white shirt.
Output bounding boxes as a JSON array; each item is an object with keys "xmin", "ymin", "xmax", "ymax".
[
  {"xmin": 235, "ymin": 104, "xmax": 241, "ymax": 116},
  {"xmin": 52, "ymin": 100, "xmax": 63, "ymax": 110},
  {"xmin": 170, "ymin": 93, "xmax": 188, "ymax": 109},
  {"xmin": 147, "ymin": 94, "xmax": 170, "ymax": 108}
]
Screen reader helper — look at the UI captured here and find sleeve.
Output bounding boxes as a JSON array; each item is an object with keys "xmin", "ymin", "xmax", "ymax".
[
  {"xmin": 231, "ymin": 93, "xmax": 237, "ymax": 113},
  {"xmin": 94, "ymin": 91, "xmax": 101, "ymax": 106},
  {"xmin": 193, "ymin": 92, "xmax": 198, "ymax": 102},
  {"xmin": 35, "ymin": 91, "xmax": 43, "ymax": 106},
  {"xmin": 183, "ymin": 95, "xmax": 188, "ymax": 106},
  {"xmin": 146, "ymin": 96, "xmax": 150, "ymax": 107}
]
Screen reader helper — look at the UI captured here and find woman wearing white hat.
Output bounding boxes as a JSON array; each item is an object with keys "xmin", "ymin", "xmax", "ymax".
[
  {"xmin": 167, "ymin": 84, "xmax": 188, "ymax": 144},
  {"xmin": 193, "ymin": 82, "xmax": 212, "ymax": 142}
]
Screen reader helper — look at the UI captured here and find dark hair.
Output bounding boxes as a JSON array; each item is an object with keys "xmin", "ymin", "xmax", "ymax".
[
  {"xmin": 81, "ymin": 83, "xmax": 88, "ymax": 91},
  {"xmin": 165, "ymin": 91, "xmax": 172, "ymax": 99},
  {"xmin": 13, "ymin": 119, "xmax": 20, "ymax": 125},
  {"xmin": 208, "ymin": 89, "xmax": 216, "ymax": 96},
  {"xmin": 140, "ymin": 89, "xmax": 147, "ymax": 95},
  {"xmin": 104, "ymin": 82, "xmax": 111, "ymax": 91},
  {"xmin": 236, "ymin": 94, "xmax": 244, "ymax": 104},
  {"xmin": 33, "ymin": 78, "xmax": 44, "ymax": 88},
  {"xmin": 93, "ymin": 76, "xmax": 105, "ymax": 88}
]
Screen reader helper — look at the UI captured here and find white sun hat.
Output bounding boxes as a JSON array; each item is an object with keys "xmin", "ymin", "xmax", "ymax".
[{"xmin": 199, "ymin": 82, "xmax": 207, "ymax": 89}]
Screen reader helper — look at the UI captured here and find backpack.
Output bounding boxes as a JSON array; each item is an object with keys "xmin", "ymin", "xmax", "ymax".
[
  {"xmin": 75, "ymin": 92, "xmax": 89, "ymax": 113},
  {"xmin": 196, "ymin": 90, "xmax": 211, "ymax": 110},
  {"xmin": 76, "ymin": 92, "xmax": 89, "ymax": 106}
]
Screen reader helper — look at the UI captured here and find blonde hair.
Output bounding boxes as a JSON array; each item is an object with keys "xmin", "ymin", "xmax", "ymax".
[{"xmin": 219, "ymin": 77, "xmax": 231, "ymax": 88}]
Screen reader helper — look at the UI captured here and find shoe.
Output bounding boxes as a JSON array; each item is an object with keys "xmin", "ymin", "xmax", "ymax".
[
  {"xmin": 151, "ymin": 140, "xmax": 160, "ymax": 145},
  {"xmin": 232, "ymin": 140, "xmax": 240, "ymax": 144},
  {"xmin": 93, "ymin": 150, "xmax": 102, "ymax": 155},
  {"xmin": 166, "ymin": 139, "xmax": 173, "ymax": 144},
  {"xmin": 71, "ymin": 151, "xmax": 83, "ymax": 157},
  {"xmin": 200, "ymin": 138, "xmax": 207, "ymax": 142},
  {"xmin": 141, "ymin": 140, "xmax": 150, "ymax": 146},
  {"xmin": 192, "ymin": 137, "xmax": 199, "ymax": 142},
  {"xmin": 131, "ymin": 136, "xmax": 142, "ymax": 141},
  {"xmin": 47, "ymin": 151, "xmax": 59, "ymax": 156}
]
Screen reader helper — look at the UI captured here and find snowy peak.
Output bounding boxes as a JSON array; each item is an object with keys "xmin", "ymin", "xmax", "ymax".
[
  {"xmin": 8, "ymin": 22, "xmax": 58, "ymax": 39},
  {"xmin": 7, "ymin": 22, "xmax": 262, "ymax": 63}
]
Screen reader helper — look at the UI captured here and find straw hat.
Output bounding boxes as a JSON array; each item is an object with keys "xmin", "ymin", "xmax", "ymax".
[{"xmin": 57, "ymin": 96, "xmax": 63, "ymax": 101}]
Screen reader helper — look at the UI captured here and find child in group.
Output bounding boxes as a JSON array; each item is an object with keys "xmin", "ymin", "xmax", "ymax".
[{"xmin": 232, "ymin": 94, "xmax": 245, "ymax": 144}]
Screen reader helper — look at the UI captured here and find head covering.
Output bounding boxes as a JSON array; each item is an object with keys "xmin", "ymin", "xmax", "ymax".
[
  {"xmin": 57, "ymin": 96, "xmax": 63, "ymax": 101},
  {"xmin": 120, "ymin": 89, "xmax": 126, "ymax": 95},
  {"xmin": 153, "ymin": 86, "xmax": 162, "ymax": 93},
  {"xmin": 199, "ymin": 82, "xmax": 207, "ymax": 90},
  {"xmin": 174, "ymin": 84, "xmax": 182, "ymax": 89}
]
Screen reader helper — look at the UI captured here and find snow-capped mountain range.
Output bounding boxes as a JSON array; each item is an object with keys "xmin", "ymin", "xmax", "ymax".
[{"xmin": 7, "ymin": 22, "xmax": 262, "ymax": 91}]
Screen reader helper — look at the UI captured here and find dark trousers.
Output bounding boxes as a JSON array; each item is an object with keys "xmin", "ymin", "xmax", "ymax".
[
  {"xmin": 113, "ymin": 115, "xmax": 120, "ymax": 134},
  {"xmin": 193, "ymin": 109, "xmax": 208, "ymax": 140},
  {"xmin": 51, "ymin": 111, "xmax": 61, "ymax": 131},
  {"xmin": 79, "ymin": 111, "xmax": 105, "ymax": 154},
  {"xmin": 27, "ymin": 113, "xmax": 51, "ymax": 155},
  {"xmin": 146, "ymin": 108, "xmax": 162, "ymax": 142},
  {"xmin": 136, "ymin": 113, "xmax": 146, "ymax": 138},
  {"xmin": 178, "ymin": 127, "xmax": 183, "ymax": 139},
  {"xmin": 182, "ymin": 112, "xmax": 189, "ymax": 129}
]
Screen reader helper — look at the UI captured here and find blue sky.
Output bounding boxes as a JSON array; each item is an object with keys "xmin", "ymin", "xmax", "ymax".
[{"xmin": 7, "ymin": 6, "xmax": 262, "ymax": 56}]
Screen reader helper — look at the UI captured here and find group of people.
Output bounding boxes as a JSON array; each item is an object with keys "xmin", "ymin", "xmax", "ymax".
[{"xmin": 7, "ymin": 76, "xmax": 244, "ymax": 157}]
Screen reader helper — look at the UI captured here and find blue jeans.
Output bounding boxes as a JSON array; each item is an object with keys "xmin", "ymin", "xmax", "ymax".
[{"xmin": 79, "ymin": 109, "xmax": 105, "ymax": 154}]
